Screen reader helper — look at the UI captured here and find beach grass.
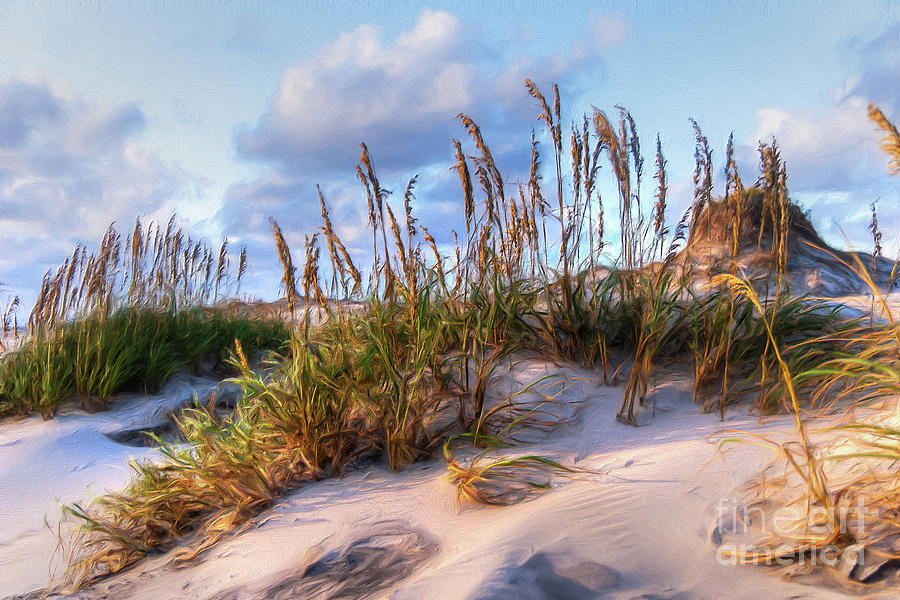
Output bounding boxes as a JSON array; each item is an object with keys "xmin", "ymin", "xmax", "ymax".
[
  {"xmin": 709, "ymin": 103, "xmax": 900, "ymax": 575},
  {"xmin": 0, "ymin": 215, "xmax": 289, "ymax": 418},
  {"xmin": 15, "ymin": 85, "xmax": 898, "ymax": 588},
  {"xmin": 0, "ymin": 306, "xmax": 290, "ymax": 417}
]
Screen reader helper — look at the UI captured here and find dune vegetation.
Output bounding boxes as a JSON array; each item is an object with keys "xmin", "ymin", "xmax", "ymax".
[
  {"xmin": 2, "ymin": 81, "xmax": 899, "ymax": 590},
  {"xmin": 0, "ymin": 218, "xmax": 290, "ymax": 418}
]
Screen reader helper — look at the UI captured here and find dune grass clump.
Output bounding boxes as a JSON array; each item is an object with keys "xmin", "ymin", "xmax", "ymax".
[
  {"xmin": 0, "ymin": 304, "xmax": 290, "ymax": 419},
  {"xmin": 710, "ymin": 104, "xmax": 900, "ymax": 582},
  {"xmin": 62, "ymin": 331, "xmax": 365, "ymax": 585},
  {"xmin": 712, "ymin": 259, "xmax": 900, "ymax": 577},
  {"xmin": 60, "ymin": 232, "xmax": 531, "ymax": 586},
  {"xmin": 0, "ymin": 218, "xmax": 288, "ymax": 418},
  {"xmin": 444, "ymin": 444, "xmax": 577, "ymax": 505}
]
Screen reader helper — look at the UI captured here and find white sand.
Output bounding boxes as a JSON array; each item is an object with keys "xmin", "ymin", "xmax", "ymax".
[
  {"xmin": 0, "ymin": 357, "xmax": 891, "ymax": 599},
  {"xmin": 0, "ymin": 374, "xmax": 222, "ymax": 597}
]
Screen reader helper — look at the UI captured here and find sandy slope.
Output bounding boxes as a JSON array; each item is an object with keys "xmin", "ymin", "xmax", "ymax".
[
  {"xmin": 0, "ymin": 374, "xmax": 225, "ymax": 597},
  {"xmin": 0, "ymin": 358, "xmax": 893, "ymax": 599}
]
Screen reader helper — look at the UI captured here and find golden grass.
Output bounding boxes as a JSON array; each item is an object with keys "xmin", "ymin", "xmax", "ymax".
[
  {"xmin": 869, "ymin": 102, "xmax": 900, "ymax": 176},
  {"xmin": 41, "ymin": 80, "xmax": 900, "ymax": 591},
  {"xmin": 270, "ymin": 218, "xmax": 298, "ymax": 314}
]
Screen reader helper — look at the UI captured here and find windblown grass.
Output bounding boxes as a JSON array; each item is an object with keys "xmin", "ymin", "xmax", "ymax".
[
  {"xmin": 869, "ymin": 103, "xmax": 900, "ymax": 176},
  {"xmin": 60, "ymin": 263, "xmax": 528, "ymax": 586},
  {"xmin": 52, "ymin": 80, "xmax": 894, "ymax": 590},
  {"xmin": 444, "ymin": 443, "xmax": 578, "ymax": 505},
  {"xmin": 710, "ymin": 105, "xmax": 900, "ymax": 581}
]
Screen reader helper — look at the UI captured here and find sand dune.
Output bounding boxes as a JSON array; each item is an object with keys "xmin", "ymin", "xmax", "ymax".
[{"xmin": 3, "ymin": 355, "xmax": 893, "ymax": 599}]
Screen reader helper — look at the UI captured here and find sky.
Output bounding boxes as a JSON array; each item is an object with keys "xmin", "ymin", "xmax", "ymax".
[{"xmin": 0, "ymin": 0, "xmax": 898, "ymax": 307}]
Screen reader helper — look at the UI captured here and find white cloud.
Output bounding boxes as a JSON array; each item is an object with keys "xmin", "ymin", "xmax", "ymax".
[
  {"xmin": 743, "ymin": 95, "xmax": 884, "ymax": 192},
  {"xmin": 0, "ymin": 76, "xmax": 194, "ymax": 306},
  {"xmin": 735, "ymin": 18, "xmax": 900, "ymax": 201},
  {"xmin": 235, "ymin": 8, "xmax": 593, "ymax": 175}
]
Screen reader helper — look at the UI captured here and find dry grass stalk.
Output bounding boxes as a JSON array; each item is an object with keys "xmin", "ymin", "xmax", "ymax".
[
  {"xmin": 652, "ymin": 134, "xmax": 668, "ymax": 260},
  {"xmin": 302, "ymin": 233, "xmax": 327, "ymax": 310},
  {"xmin": 317, "ymin": 187, "xmax": 362, "ymax": 298},
  {"xmin": 237, "ymin": 248, "xmax": 247, "ymax": 293},
  {"xmin": 213, "ymin": 239, "xmax": 228, "ymax": 303},
  {"xmin": 755, "ymin": 141, "xmax": 790, "ymax": 288},
  {"xmin": 868, "ymin": 102, "xmax": 900, "ymax": 175},
  {"xmin": 528, "ymin": 130, "xmax": 549, "ymax": 270},
  {"xmin": 403, "ymin": 176, "xmax": 420, "ymax": 287},
  {"xmin": 525, "ymin": 80, "xmax": 565, "ymax": 274},
  {"xmin": 869, "ymin": 201, "xmax": 883, "ymax": 272},
  {"xmin": 359, "ymin": 143, "xmax": 393, "ymax": 296},
  {"xmin": 724, "ymin": 134, "xmax": 745, "ymax": 257},
  {"xmin": 593, "ymin": 107, "xmax": 633, "ymax": 269},
  {"xmin": 580, "ymin": 116, "xmax": 603, "ymax": 267},
  {"xmin": 270, "ymin": 218, "xmax": 298, "ymax": 314},
  {"xmin": 689, "ymin": 119, "xmax": 713, "ymax": 240}
]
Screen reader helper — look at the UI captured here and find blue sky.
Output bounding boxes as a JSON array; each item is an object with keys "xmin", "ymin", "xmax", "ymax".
[{"xmin": 0, "ymin": 1, "xmax": 898, "ymax": 305}]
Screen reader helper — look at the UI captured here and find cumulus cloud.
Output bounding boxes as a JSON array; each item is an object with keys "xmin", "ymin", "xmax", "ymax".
[
  {"xmin": 220, "ymin": 8, "xmax": 604, "ymax": 297},
  {"xmin": 742, "ymin": 96, "xmax": 884, "ymax": 193},
  {"xmin": 235, "ymin": 8, "xmax": 591, "ymax": 175},
  {"xmin": 0, "ymin": 77, "xmax": 193, "ymax": 306}
]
